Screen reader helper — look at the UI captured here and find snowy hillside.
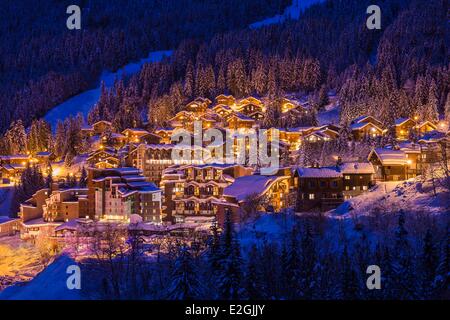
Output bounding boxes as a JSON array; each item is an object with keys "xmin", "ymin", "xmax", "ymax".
[
  {"xmin": 0, "ymin": 255, "xmax": 81, "ymax": 300},
  {"xmin": 44, "ymin": 51, "xmax": 172, "ymax": 127},
  {"xmin": 250, "ymin": 0, "xmax": 325, "ymax": 29},
  {"xmin": 0, "ymin": 187, "xmax": 14, "ymax": 217},
  {"xmin": 331, "ymin": 178, "xmax": 450, "ymax": 218}
]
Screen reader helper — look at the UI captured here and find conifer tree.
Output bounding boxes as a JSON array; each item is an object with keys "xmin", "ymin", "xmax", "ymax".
[
  {"xmin": 166, "ymin": 245, "xmax": 202, "ymax": 300},
  {"xmin": 216, "ymin": 210, "xmax": 244, "ymax": 300}
]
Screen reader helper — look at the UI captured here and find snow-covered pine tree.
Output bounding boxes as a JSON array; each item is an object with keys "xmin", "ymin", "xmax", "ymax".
[
  {"xmin": 166, "ymin": 245, "xmax": 203, "ymax": 300},
  {"xmin": 183, "ymin": 60, "xmax": 194, "ymax": 98},
  {"xmin": 434, "ymin": 224, "xmax": 449, "ymax": 298},
  {"xmin": 340, "ymin": 245, "xmax": 360, "ymax": 300},
  {"xmin": 391, "ymin": 210, "xmax": 416, "ymax": 299},
  {"xmin": 299, "ymin": 223, "xmax": 317, "ymax": 299},
  {"xmin": 245, "ymin": 244, "xmax": 264, "ymax": 300},
  {"xmin": 216, "ymin": 210, "xmax": 244, "ymax": 300},
  {"xmin": 420, "ymin": 229, "xmax": 438, "ymax": 299},
  {"xmin": 282, "ymin": 225, "xmax": 301, "ymax": 299}
]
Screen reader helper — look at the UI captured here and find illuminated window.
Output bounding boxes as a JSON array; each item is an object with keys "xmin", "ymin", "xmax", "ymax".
[{"xmin": 308, "ymin": 194, "xmax": 315, "ymax": 200}]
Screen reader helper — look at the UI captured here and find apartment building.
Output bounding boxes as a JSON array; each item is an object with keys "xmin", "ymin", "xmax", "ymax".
[
  {"xmin": 87, "ymin": 167, "xmax": 162, "ymax": 223},
  {"xmin": 161, "ymin": 163, "xmax": 253, "ymax": 223}
]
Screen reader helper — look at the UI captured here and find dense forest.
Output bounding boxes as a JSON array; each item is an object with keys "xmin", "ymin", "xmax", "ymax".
[
  {"xmin": 84, "ymin": 0, "xmax": 449, "ymax": 132},
  {"xmin": 1, "ymin": 0, "xmax": 449, "ymax": 159},
  {"xmin": 0, "ymin": 0, "xmax": 290, "ymax": 133},
  {"xmin": 77, "ymin": 210, "xmax": 449, "ymax": 300}
]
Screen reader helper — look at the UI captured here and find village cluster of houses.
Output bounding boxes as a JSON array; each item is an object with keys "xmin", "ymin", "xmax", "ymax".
[{"xmin": 1, "ymin": 95, "xmax": 449, "ymax": 239}]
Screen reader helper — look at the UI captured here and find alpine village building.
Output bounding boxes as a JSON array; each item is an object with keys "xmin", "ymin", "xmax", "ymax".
[{"xmin": 2, "ymin": 94, "xmax": 447, "ymax": 240}]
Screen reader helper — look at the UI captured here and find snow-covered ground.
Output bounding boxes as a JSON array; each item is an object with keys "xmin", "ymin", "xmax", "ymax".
[
  {"xmin": 44, "ymin": 50, "xmax": 172, "ymax": 127},
  {"xmin": 0, "ymin": 254, "xmax": 81, "ymax": 300},
  {"xmin": 330, "ymin": 179, "xmax": 450, "ymax": 218},
  {"xmin": 318, "ymin": 96, "xmax": 341, "ymax": 125},
  {"xmin": 0, "ymin": 236, "xmax": 46, "ymax": 293},
  {"xmin": 0, "ymin": 186, "xmax": 14, "ymax": 217},
  {"xmin": 250, "ymin": 0, "xmax": 325, "ymax": 29}
]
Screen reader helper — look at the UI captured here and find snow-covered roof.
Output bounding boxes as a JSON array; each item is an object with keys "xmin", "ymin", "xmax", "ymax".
[
  {"xmin": 118, "ymin": 181, "xmax": 160, "ymax": 197},
  {"xmin": 0, "ymin": 155, "xmax": 30, "ymax": 160},
  {"xmin": 418, "ymin": 130, "xmax": 448, "ymax": 143},
  {"xmin": 416, "ymin": 121, "xmax": 437, "ymax": 129},
  {"xmin": 297, "ymin": 167, "xmax": 343, "ymax": 178},
  {"xmin": 0, "ymin": 217, "xmax": 19, "ymax": 225},
  {"xmin": 81, "ymin": 124, "xmax": 93, "ymax": 130},
  {"xmin": 1, "ymin": 164, "xmax": 26, "ymax": 171},
  {"xmin": 224, "ymin": 175, "xmax": 288, "ymax": 202},
  {"xmin": 21, "ymin": 218, "xmax": 61, "ymax": 227},
  {"xmin": 54, "ymin": 219, "xmax": 79, "ymax": 232},
  {"xmin": 154, "ymin": 127, "xmax": 174, "ymax": 132},
  {"xmin": 287, "ymin": 126, "xmax": 315, "ymax": 133},
  {"xmin": 350, "ymin": 122, "xmax": 383, "ymax": 131},
  {"xmin": 352, "ymin": 115, "xmax": 378, "ymax": 124},
  {"xmin": 230, "ymin": 112, "xmax": 255, "ymax": 122},
  {"xmin": 369, "ymin": 148, "xmax": 407, "ymax": 165},
  {"xmin": 122, "ymin": 128, "xmax": 150, "ymax": 134},
  {"xmin": 102, "ymin": 167, "xmax": 141, "ymax": 174},
  {"xmin": 36, "ymin": 151, "xmax": 52, "ymax": 157},
  {"xmin": 340, "ymin": 162, "xmax": 375, "ymax": 174},
  {"xmin": 121, "ymin": 175, "xmax": 147, "ymax": 182},
  {"xmin": 395, "ymin": 117, "xmax": 414, "ymax": 126}
]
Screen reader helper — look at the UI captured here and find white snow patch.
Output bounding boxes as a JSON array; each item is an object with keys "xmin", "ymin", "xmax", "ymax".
[
  {"xmin": 0, "ymin": 255, "xmax": 82, "ymax": 300},
  {"xmin": 44, "ymin": 50, "xmax": 172, "ymax": 127},
  {"xmin": 330, "ymin": 178, "xmax": 450, "ymax": 218},
  {"xmin": 249, "ymin": 0, "xmax": 325, "ymax": 29},
  {"xmin": 0, "ymin": 186, "xmax": 15, "ymax": 217}
]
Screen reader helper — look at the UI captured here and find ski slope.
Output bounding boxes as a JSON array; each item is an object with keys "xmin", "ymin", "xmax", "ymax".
[
  {"xmin": 43, "ymin": 50, "xmax": 172, "ymax": 127},
  {"xmin": 250, "ymin": 0, "xmax": 325, "ymax": 29}
]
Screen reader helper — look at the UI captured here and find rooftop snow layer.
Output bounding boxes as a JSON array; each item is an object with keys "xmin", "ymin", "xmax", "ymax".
[
  {"xmin": 224, "ymin": 175, "xmax": 287, "ymax": 201},
  {"xmin": 371, "ymin": 148, "xmax": 407, "ymax": 165},
  {"xmin": 297, "ymin": 167, "xmax": 342, "ymax": 178},
  {"xmin": 340, "ymin": 162, "xmax": 375, "ymax": 174}
]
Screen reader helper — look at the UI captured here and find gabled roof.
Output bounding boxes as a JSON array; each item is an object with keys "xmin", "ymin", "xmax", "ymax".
[
  {"xmin": 395, "ymin": 117, "xmax": 415, "ymax": 126},
  {"xmin": 340, "ymin": 162, "xmax": 375, "ymax": 174},
  {"xmin": 368, "ymin": 148, "xmax": 407, "ymax": 165},
  {"xmin": 0, "ymin": 154, "xmax": 30, "ymax": 161},
  {"xmin": 350, "ymin": 121, "xmax": 384, "ymax": 131},
  {"xmin": 224, "ymin": 175, "xmax": 288, "ymax": 202},
  {"xmin": 122, "ymin": 128, "xmax": 150, "ymax": 135},
  {"xmin": 416, "ymin": 121, "xmax": 437, "ymax": 129},
  {"xmin": 81, "ymin": 124, "xmax": 94, "ymax": 131},
  {"xmin": 352, "ymin": 115, "xmax": 377, "ymax": 124},
  {"xmin": 1, "ymin": 164, "xmax": 27, "ymax": 171},
  {"xmin": 212, "ymin": 104, "xmax": 232, "ymax": 111},
  {"xmin": 296, "ymin": 167, "xmax": 343, "ymax": 178},
  {"xmin": 304, "ymin": 130, "xmax": 333, "ymax": 140},
  {"xmin": 215, "ymin": 94, "xmax": 235, "ymax": 100},
  {"xmin": 92, "ymin": 120, "xmax": 112, "ymax": 126},
  {"xmin": 228, "ymin": 112, "xmax": 255, "ymax": 122},
  {"xmin": 238, "ymin": 96, "xmax": 263, "ymax": 106},
  {"xmin": 418, "ymin": 130, "xmax": 448, "ymax": 143},
  {"xmin": 154, "ymin": 127, "xmax": 174, "ymax": 133},
  {"xmin": 36, "ymin": 151, "xmax": 52, "ymax": 157}
]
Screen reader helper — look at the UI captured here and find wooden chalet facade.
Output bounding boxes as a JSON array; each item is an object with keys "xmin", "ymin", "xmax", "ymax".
[
  {"xmin": 161, "ymin": 164, "xmax": 253, "ymax": 223},
  {"xmin": 350, "ymin": 116, "xmax": 386, "ymax": 141}
]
